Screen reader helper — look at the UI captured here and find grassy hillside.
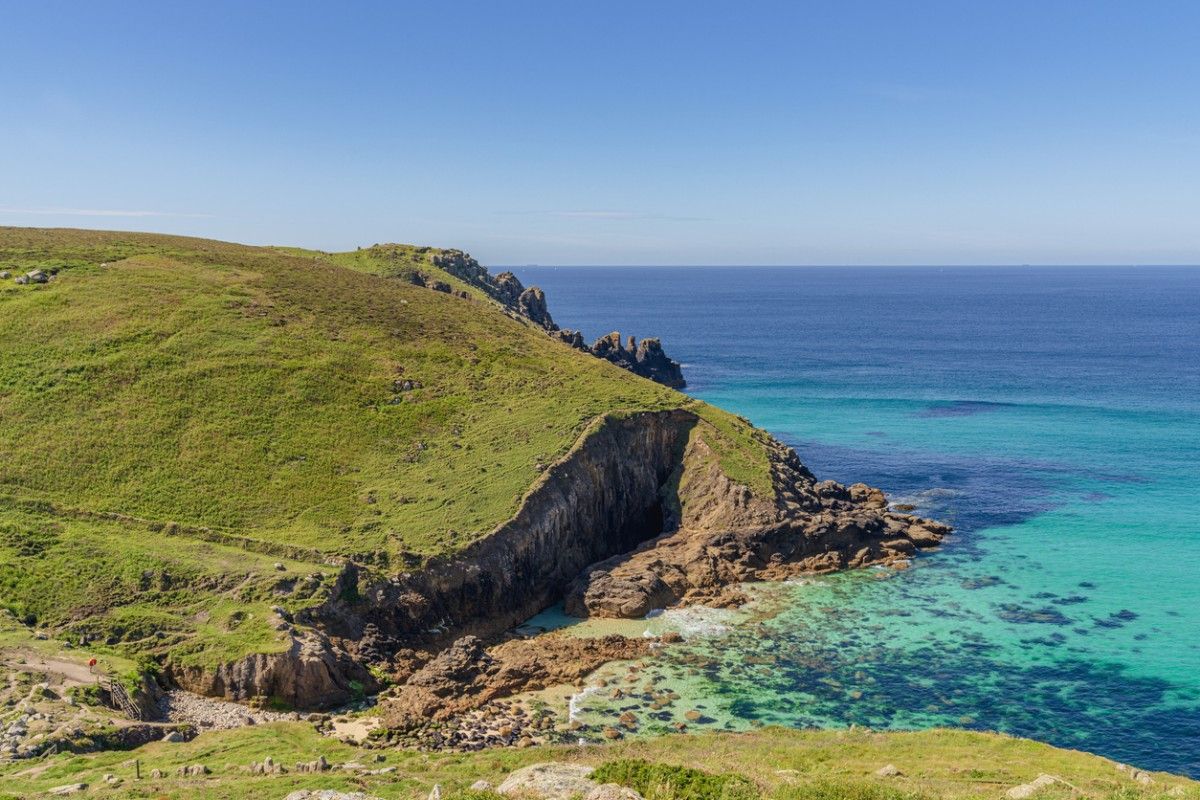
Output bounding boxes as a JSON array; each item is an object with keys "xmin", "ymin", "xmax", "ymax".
[
  {"xmin": 0, "ymin": 724, "xmax": 1192, "ymax": 800},
  {"xmin": 0, "ymin": 227, "xmax": 770, "ymax": 668}
]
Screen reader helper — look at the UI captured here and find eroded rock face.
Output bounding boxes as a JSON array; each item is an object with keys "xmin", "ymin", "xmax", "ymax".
[
  {"xmin": 347, "ymin": 411, "xmax": 696, "ymax": 647},
  {"xmin": 167, "ymin": 630, "xmax": 373, "ymax": 709}
]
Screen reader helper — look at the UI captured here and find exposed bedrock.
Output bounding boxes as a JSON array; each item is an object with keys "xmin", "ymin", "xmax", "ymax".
[
  {"xmin": 563, "ymin": 436, "xmax": 950, "ymax": 619},
  {"xmin": 167, "ymin": 630, "xmax": 374, "ymax": 710},
  {"xmin": 380, "ymin": 633, "xmax": 653, "ymax": 730}
]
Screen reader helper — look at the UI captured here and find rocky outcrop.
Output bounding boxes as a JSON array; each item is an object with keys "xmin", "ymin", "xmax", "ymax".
[
  {"xmin": 429, "ymin": 250, "xmax": 559, "ymax": 332},
  {"xmin": 422, "ymin": 248, "xmax": 687, "ymax": 387},
  {"xmin": 167, "ymin": 630, "xmax": 374, "ymax": 709},
  {"xmin": 574, "ymin": 332, "xmax": 686, "ymax": 389},
  {"xmin": 496, "ymin": 763, "xmax": 602, "ymax": 800},
  {"xmin": 517, "ymin": 286, "xmax": 554, "ymax": 329},
  {"xmin": 563, "ymin": 434, "xmax": 950, "ymax": 618},
  {"xmin": 381, "ymin": 633, "xmax": 652, "ymax": 730}
]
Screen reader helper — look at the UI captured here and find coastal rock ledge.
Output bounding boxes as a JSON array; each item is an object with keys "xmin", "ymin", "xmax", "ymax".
[{"xmin": 563, "ymin": 431, "xmax": 949, "ymax": 618}]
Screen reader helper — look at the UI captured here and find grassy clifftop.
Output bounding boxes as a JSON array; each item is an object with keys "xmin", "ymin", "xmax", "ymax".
[
  {"xmin": 0, "ymin": 227, "xmax": 770, "ymax": 668},
  {"xmin": 0, "ymin": 724, "xmax": 1191, "ymax": 799}
]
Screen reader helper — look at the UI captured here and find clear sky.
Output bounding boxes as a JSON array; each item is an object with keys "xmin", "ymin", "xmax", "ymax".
[{"xmin": 3, "ymin": 1, "xmax": 1198, "ymax": 265}]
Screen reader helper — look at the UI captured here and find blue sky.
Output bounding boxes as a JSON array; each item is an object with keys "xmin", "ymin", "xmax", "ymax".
[{"xmin": 3, "ymin": 1, "xmax": 1198, "ymax": 265}]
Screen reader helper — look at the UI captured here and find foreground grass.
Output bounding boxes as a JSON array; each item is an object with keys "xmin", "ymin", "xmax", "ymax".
[{"xmin": 0, "ymin": 724, "xmax": 1192, "ymax": 799}]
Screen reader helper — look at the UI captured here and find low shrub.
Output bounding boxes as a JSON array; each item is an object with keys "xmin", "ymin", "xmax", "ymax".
[{"xmin": 593, "ymin": 759, "xmax": 758, "ymax": 800}]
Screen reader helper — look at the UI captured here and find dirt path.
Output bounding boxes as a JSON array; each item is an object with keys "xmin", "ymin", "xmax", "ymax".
[{"xmin": 0, "ymin": 650, "xmax": 100, "ymax": 688}]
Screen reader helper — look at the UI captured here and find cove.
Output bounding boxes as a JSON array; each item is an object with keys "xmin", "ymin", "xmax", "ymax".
[{"xmin": 517, "ymin": 265, "xmax": 1200, "ymax": 776}]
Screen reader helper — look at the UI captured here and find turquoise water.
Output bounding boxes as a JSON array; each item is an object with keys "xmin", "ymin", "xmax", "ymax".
[{"xmin": 517, "ymin": 266, "xmax": 1200, "ymax": 775}]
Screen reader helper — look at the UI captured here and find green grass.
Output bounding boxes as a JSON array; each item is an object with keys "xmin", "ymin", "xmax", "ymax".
[
  {"xmin": 0, "ymin": 226, "xmax": 774, "ymax": 670},
  {"xmin": 593, "ymin": 758, "xmax": 758, "ymax": 800},
  {"xmin": 0, "ymin": 724, "xmax": 1192, "ymax": 799}
]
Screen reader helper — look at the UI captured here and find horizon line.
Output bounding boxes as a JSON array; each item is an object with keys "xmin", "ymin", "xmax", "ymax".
[{"xmin": 498, "ymin": 263, "xmax": 1200, "ymax": 269}]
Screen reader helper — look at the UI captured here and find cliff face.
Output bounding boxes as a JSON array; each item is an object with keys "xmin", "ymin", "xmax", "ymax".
[
  {"xmin": 345, "ymin": 410, "xmax": 697, "ymax": 644},
  {"xmin": 167, "ymin": 630, "xmax": 375, "ymax": 708},
  {"xmin": 162, "ymin": 408, "xmax": 946, "ymax": 709}
]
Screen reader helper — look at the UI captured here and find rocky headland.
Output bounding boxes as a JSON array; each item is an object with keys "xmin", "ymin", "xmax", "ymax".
[{"xmin": 421, "ymin": 249, "xmax": 687, "ymax": 387}]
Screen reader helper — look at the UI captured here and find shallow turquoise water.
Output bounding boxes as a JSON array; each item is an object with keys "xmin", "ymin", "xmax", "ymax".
[{"xmin": 518, "ymin": 266, "xmax": 1200, "ymax": 774}]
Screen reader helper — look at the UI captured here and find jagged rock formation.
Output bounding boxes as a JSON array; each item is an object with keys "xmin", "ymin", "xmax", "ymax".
[
  {"xmin": 425, "ymin": 249, "xmax": 686, "ymax": 387},
  {"xmin": 564, "ymin": 434, "xmax": 950, "ymax": 618},
  {"xmin": 563, "ymin": 332, "xmax": 686, "ymax": 389}
]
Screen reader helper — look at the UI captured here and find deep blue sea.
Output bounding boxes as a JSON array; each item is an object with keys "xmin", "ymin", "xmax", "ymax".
[{"xmin": 516, "ymin": 266, "xmax": 1200, "ymax": 776}]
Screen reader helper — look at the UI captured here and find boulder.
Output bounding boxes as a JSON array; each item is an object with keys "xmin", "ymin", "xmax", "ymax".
[
  {"xmin": 284, "ymin": 793, "xmax": 382, "ymax": 800},
  {"xmin": 875, "ymin": 764, "xmax": 903, "ymax": 777},
  {"xmin": 177, "ymin": 764, "xmax": 210, "ymax": 777},
  {"xmin": 48, "ymin": 785, "xmax": 87, "ymax": 796},
  {"xmin": 25, "ymin": 270, "xmax": 49, "ymax": 284},
  {"xmin": 1005, "ymin": 774, "xmax": 1061, "ymax": 799},
  {"xmin": 295, "ymin": 755, "xmax": 330, "ymax": 773},
  {"xmin": 518, "ymin": 286, "xmax": 556, "ymax": 330},
  {"xmin": 497, "ymin": 762, "xmax": 598, "ymax": 800}
]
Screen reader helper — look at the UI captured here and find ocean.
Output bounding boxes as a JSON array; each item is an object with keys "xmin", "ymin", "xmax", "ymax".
[{"xmin": 515, "ymin": 266, "xmax": 1200, "ymax": 776}]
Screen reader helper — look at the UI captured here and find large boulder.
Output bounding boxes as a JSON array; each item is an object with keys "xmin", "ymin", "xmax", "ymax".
[
  {"xmin": 497, "ymin": 763, "xmax": 598, "ymax": 800},
  {"xmin": 518, "ymin": 286, "xmax": 556, "ymax": 330}
]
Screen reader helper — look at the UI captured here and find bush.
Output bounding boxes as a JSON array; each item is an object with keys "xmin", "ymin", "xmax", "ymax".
[{"xmin": 592, "ymin": 759, "xmax": 759, "ymax": 800}]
